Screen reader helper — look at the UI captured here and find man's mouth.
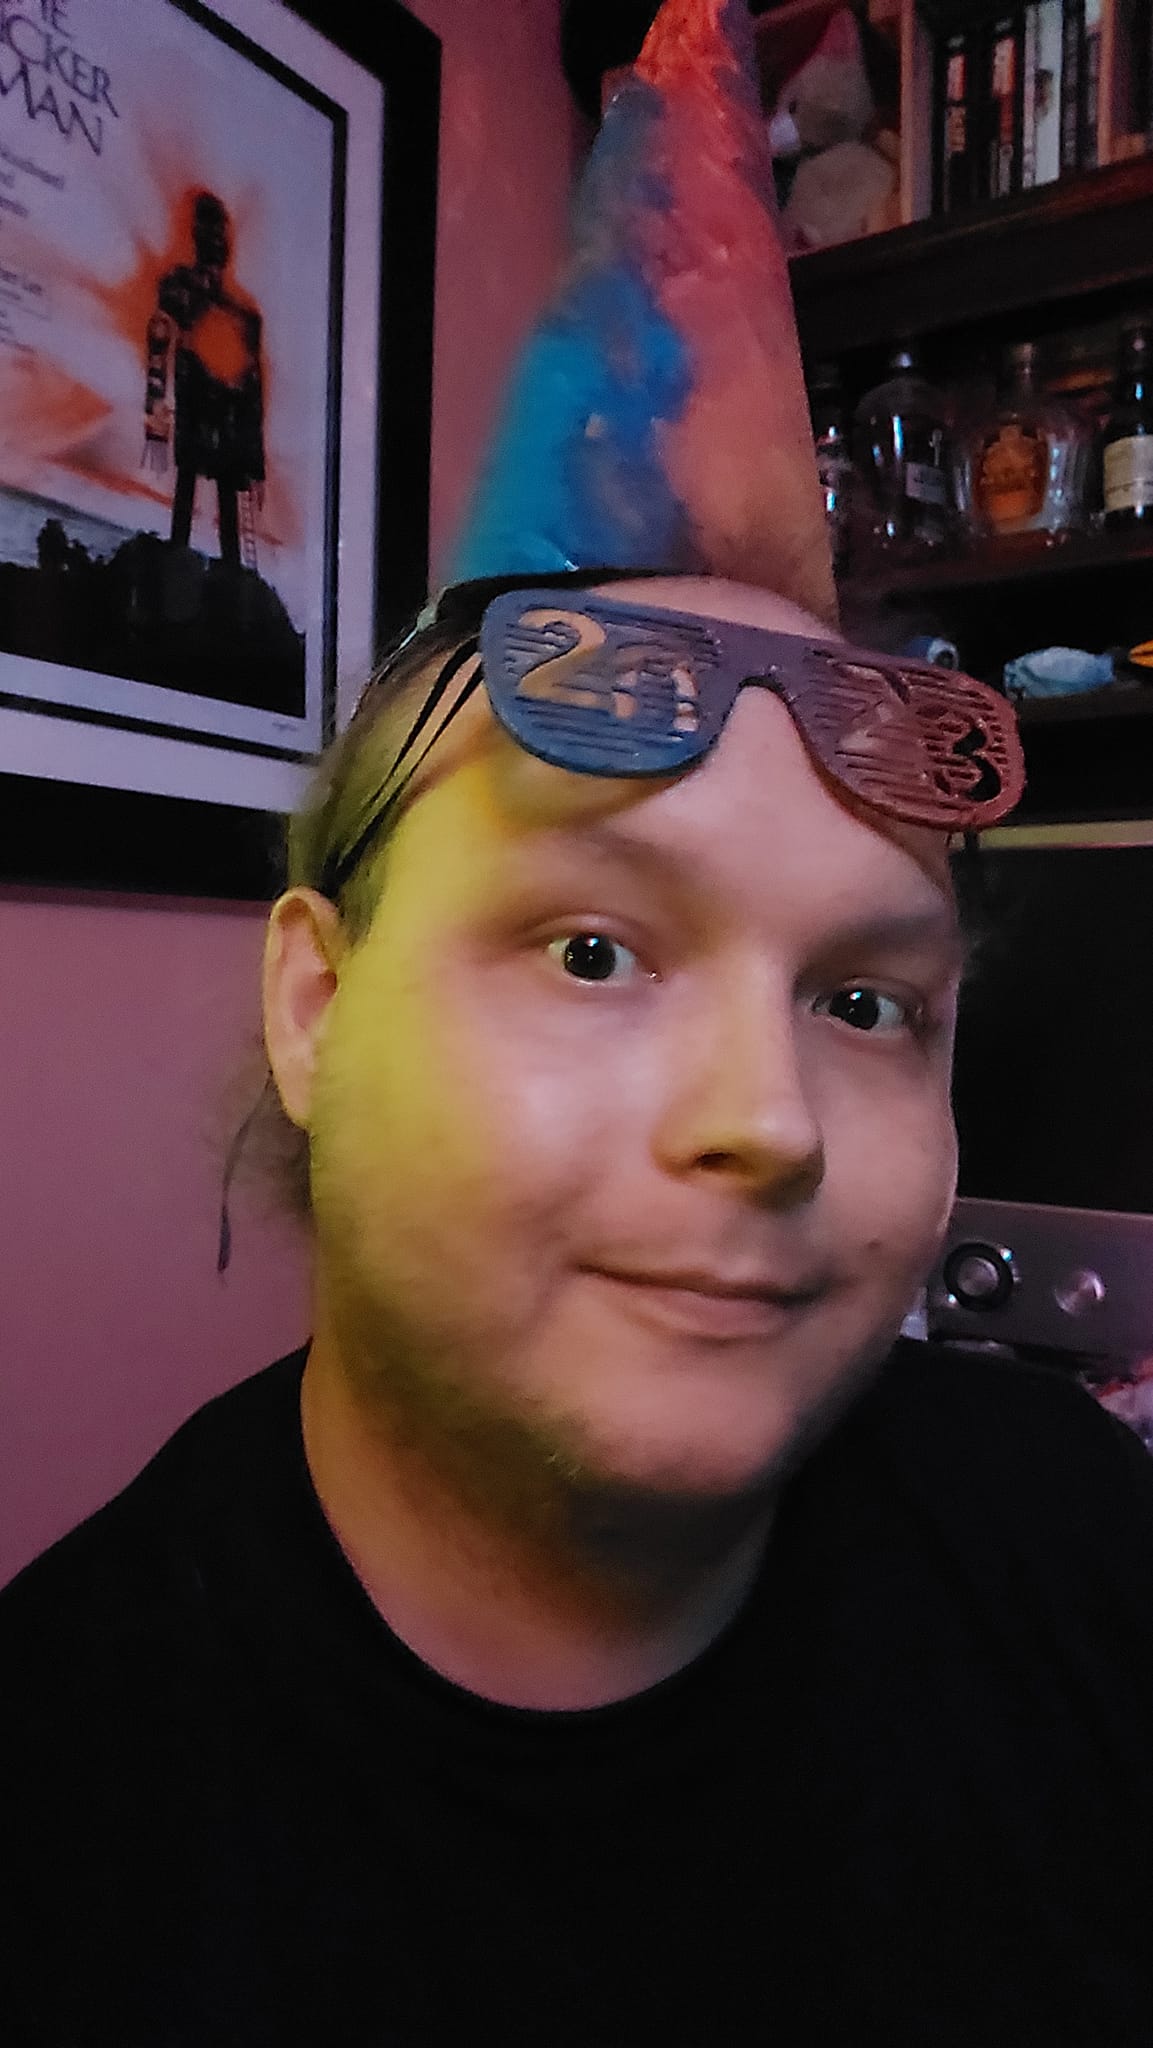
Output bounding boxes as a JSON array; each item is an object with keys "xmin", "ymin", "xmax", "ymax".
[{"xmin": 583, "ymin": 1266, "xmax": 825, "ymax": 1341}]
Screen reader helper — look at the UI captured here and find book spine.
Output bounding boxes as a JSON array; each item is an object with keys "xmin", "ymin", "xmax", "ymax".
[
  {"xmin": 1022, "ymin": 2, "xmax": 1040, "ymax": 186},
  {"xmin": 989, "ymin": 11, "xmax": 1024, "ymax": 198},
  {"xmin": 932, "ymin": 30, "xmax": 948, "ymax": 214},
  {"xmin": 1061, "ymin": 0, "xmax": 1084, "ymax": 170},
  {"xmin": 1013, "ymin": 7, "xmax": 1028, "ymax": 189},
  {"xmin": 1134, "ymin": 0, "xmax": 1153, "ymax": 145},
  {"xmin": 1081, "ymin": 0, "xmax": 1103, "ymax": 168},
  {"xmin": 966, "ymin": 21, "xmax": 990, "ymax": 205},
  {"xmin": 936, "ymin": 28, "xmax": 973, "ymax": 213},
  {"xmin": 1034, "ymin": 0, "xmax": 1065, "ymax": 183}
]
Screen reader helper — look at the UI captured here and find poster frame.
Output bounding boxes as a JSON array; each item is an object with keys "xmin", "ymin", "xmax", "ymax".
[{"xmin": 0, "ymin": 0, "xmax": 440, "ymax": 902}]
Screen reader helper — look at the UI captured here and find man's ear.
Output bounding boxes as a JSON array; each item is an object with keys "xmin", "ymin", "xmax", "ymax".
[{"xmin": 262, "ymin": 889, "xmax": 349, "ymax": 1132}]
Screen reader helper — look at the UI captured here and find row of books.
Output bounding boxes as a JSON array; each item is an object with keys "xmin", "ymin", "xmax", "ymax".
[{"xmin": 931, "ymin": 1, "xmax": 1147, "ymax": 214}]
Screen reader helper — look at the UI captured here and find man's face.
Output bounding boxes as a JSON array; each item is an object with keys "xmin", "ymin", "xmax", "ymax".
[{"xmin": 267, "ymin": 577, "xmax": 963, "ymax": 1513}]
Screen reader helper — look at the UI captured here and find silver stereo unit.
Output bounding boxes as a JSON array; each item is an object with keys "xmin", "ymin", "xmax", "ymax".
[{"xmin": 927, "ymin": 1198, "xmax": 1153, "ymax": 1364}]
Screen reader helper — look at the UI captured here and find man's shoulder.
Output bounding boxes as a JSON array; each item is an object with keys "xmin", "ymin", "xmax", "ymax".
[
  {"xmin": 862, "ymin": 1336, "xmax": 1153, "ymax": 1586},
  {"xmin": 0, "ymin": 1344, "xmax": 310, "ymax": 1659},
  {"xmin": 875, "ymin": 1335, "xmax": 1151, "ymax": 1467}
]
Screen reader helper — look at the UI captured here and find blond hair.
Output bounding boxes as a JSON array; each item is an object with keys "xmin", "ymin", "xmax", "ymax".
[{"xmin": 209, "ymin": 611, "xmax": 479, "ymax": 1270}]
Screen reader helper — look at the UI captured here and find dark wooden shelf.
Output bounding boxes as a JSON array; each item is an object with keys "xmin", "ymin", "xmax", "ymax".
[
  {"xmin": 844, "ymin": 526, "xmax": 1153, "ymax": 603},
  {"xmin": 791, "ymin": 156, "xmax": 1153, "ymax": 357},
  {"xmin": 1014, "ymin": 686, "xmax": 1153, "ymax": 726},
  {"xmin": 786, "ymin": 142, "xmax": 1153, "ymax": 826}
]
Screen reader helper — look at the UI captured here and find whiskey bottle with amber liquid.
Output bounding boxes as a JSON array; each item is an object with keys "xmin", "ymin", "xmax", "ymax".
[
  {"xmin": 956, "ymin": 341, "xmax": 1085, "ymax": 541},
  {"xmin": 1101, "ymin": 318, "xmax": 1153, "ymax": 529}
]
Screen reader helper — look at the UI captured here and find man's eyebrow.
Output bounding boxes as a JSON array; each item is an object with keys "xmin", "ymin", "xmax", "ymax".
[
  {"xmin": 819, "ymin": 906, "xmax": 968, "ymax": 964},
  {"xmin": 551, "ymin": 820, "xmax": 699, "ymax": 888},
  {"xmin": 549, "ymin": 821, "xmax": 966, "ymax": 958}
]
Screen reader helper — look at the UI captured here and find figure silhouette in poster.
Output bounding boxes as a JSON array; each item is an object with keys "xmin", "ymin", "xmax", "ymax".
[{"xmin": 144, "ymin": 192, "xmax": 266, "ymax": 571}]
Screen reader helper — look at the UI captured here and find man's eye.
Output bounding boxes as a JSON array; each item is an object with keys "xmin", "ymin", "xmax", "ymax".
[
  {"xmin": 815, "ymin": 986, "xmax": 918, "ymax": 1035},
  {"xmin": 547, "ymin": 933, "xmax": 646, "ymax": 985}
]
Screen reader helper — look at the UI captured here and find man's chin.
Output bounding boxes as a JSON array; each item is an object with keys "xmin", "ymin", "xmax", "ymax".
[
  {"xmin": 557, "ymin": 1455, "xmax": 781, "ymax": 1594},
  {"xmin": 559, "ymin": 1338, "xmax": 885, "ymax": 1563}
]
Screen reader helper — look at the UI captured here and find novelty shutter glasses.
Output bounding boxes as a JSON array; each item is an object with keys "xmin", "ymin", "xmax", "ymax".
[{"xmin": 323, "ymin": 585, "xmax": 1025, "ymax": 900}]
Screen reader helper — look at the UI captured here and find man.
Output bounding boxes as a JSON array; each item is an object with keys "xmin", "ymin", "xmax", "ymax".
[
  {"xmin": 4, "ymin": 1, "xmax": 1153, "ymax": 2039},
  {"xmin": 4, "ymin": 565, "xmax": 1153, "ymax": 2045},
  {"xmin": 277, "ymin": 572, "xmax": 980, "ymax": 1717}
]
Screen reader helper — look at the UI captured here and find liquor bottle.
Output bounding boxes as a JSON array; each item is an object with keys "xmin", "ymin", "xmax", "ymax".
[
  {"xmin": 853, "ymin": 345, "xmax": 953, "ymax": 555},
  {"xmin": 1101, "ymin": 317, "xmax": 1153, "ymax": 528},
  {"xmin": 958, "ymin": 340, "xmax": 1086, "ymax": 539},
  {"xmin": 808, "ymin": 360, "xmax": 853, "ymax": 574}
]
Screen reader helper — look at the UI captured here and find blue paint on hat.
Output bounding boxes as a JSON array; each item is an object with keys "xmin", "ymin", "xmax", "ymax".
[{"xmin": 448, "ymin": 78, "xmax": 694, "ymax": 583}]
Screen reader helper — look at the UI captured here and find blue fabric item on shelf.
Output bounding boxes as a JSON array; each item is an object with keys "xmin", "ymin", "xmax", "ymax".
[{"xmin": 1004, "ymin": 647, "xmax": 1114, "ymax": 698}]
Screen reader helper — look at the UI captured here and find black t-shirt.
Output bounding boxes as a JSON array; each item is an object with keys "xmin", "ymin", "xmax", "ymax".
[{"xmin": 3, "ymin": 1338, "xmax": 1153, "ymax": 2047}]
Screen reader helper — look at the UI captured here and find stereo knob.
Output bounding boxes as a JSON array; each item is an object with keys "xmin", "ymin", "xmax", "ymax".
[
  {"xmin": 942, "ymin": 1242, "xmax": 1017, "ymax": 1311},
  {"xmin": 1053, "ymin": 1268, "xmax": 1106, "ymax": 1318}
]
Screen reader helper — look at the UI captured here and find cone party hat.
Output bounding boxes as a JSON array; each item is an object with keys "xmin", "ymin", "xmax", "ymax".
[{"xmin": 449, "ymin": 0, "xmax": 837, "ymax": 628}]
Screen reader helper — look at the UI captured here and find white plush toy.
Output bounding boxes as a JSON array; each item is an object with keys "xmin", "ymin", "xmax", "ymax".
[{"xmin": 769, "ymin": 8, "xmax": 901, "ymax": 253}]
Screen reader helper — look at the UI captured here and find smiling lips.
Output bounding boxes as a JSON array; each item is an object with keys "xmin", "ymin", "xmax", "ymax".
[{"xmin": 586, "ymin": 1266, "xmax": 825, "ymax": 1340}]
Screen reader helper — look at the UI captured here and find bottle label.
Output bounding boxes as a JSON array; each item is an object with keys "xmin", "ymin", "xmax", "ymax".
[
  {"xmin": 1104, "ymin": 435, "xmax": 1153, "ymax": 512},
  {"xmin": 904, "ymin": 459, "xmax": 947, "ymax": 508},
  {"xmin": 977, "ymin": 423, "xmax": 1047, "ymax": 527}
]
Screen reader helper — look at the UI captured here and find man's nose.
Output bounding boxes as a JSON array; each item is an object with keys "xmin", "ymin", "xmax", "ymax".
[{"xmin": 651, "ymin": 962, "xmax": 825, "ymax": 1205}]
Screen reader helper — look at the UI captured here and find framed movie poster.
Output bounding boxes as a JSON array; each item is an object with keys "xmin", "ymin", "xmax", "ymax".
[{"xmin": 0, "ymin": 0, "xmax": 439, "ymax": 897}]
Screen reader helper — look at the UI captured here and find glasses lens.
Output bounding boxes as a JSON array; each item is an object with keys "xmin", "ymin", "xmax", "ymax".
[
  {"xmin": 481, "ymin": 590, "xmax": 738, "ymax": 777},
  {"xmin": 779, "ymin": 649, "xmax": 1025, "ymax": 831}
]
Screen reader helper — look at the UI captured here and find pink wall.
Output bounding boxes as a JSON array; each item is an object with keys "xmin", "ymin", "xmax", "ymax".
[
  {"xmin": 418, "ymin": 0, "xmax": 584, "ymax": 580},
  {"xmin": 0, "ymin": 0, "xmax": 580, "ymax": 1589}
]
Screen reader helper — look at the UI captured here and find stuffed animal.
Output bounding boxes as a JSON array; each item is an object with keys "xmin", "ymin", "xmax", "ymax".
[{"xmin": 767, "ymin": 8, "xmax": 900, "ymax": 253}]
